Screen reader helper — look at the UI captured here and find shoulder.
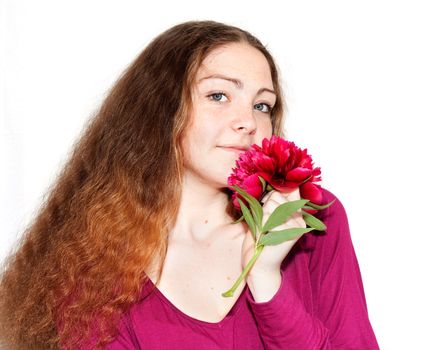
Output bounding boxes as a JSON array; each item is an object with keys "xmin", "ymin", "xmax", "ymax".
[
  {"xmin": 299, "ymin": 186, "xmax": 353, "ymax": 253},
  {"xmin": 313, "ymin": 186, "xmax": 349, "ymax": 230}
]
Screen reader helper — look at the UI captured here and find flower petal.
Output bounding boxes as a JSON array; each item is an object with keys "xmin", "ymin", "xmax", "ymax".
[{"xmin": 285, "ymin": 167, "xmax": 312, "ymax": 183}]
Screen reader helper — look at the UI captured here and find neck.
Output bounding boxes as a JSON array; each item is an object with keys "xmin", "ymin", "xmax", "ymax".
[{"xmin": 169, "ymin": 172, "xmax": 236, "ymax": 244}]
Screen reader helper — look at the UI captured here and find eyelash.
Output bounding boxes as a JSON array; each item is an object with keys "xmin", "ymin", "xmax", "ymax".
[{"xmin": 206, "ymin": 92, "xmax": 273, "ymax": 114}]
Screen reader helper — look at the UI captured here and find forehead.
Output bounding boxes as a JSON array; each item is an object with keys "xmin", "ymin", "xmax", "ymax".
[{"xmin": 195, "ymin": 43, "xmax": 274, "ymax": 88}]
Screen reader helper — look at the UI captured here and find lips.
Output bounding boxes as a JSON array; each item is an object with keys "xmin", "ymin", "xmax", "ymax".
[
  {"xmin": 222, "ymin": 147, "xmax": 245, "ymax": 152},
  {"xmin": 219, "ymin": 144, "xmax": 250, "ymax": 151},
  {"xmin": 219, "ymin": 146, "xmax": 249, "ymax": 156}
]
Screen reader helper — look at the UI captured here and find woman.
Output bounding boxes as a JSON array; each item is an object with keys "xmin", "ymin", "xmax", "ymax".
[{"xmin": 0, "ymin": 20, "xmax": 380, "ymax": 349}]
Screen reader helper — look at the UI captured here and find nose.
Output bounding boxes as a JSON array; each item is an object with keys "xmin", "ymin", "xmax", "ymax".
[{"xmin": 231, "ymin": 103, "xmax": 257, "ymax": 135}]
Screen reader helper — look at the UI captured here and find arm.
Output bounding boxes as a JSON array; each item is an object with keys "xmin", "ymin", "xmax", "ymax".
[{"xmin": 246, "ymin": 189, "xmax": 380, "ymax": 349}]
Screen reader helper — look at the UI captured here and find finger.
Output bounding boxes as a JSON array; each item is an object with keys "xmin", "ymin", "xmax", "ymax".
[
  {"xmin": 266, "ymin": 190, "xmax": 285, "ymax": 201},
  {"xmin": 262, "ymin": 198, "xmax": 280, "ymax": 211},
  {"xmin": 285, "ymin": 187, "xmax": 301, "ymax": 200},
  {"xmin": 260, "ymin": 190, "xmax": 275, "ymax": 204}
]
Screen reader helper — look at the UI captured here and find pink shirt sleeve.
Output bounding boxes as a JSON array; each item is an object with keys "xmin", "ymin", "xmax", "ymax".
[{"xmin": 246, "ymin": 189, "xmax": 380, "ymax": 349}]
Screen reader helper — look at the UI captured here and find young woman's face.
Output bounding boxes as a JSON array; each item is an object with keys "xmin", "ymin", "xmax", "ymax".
[{"xmin": 182, "ymin": 42, "xmax": 277, "ymax": 189}]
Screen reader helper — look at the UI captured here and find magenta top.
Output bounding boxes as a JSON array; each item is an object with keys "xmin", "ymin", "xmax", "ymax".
[{"xmin": 89, "ymin": 188, "xmax": 380, "ymax": 349}]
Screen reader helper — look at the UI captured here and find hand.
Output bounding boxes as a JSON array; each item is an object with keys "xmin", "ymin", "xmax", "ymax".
[{"xmin": 241, "ymin": 186, "xmax": 307, "ymax": 277}]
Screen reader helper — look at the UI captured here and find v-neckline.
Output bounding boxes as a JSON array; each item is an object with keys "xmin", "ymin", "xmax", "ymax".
[{"xmin": 142, "ymin": 273, "xmax": 248, "ymax": 328}]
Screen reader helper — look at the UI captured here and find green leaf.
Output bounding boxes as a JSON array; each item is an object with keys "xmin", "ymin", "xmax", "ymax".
[
  {"xmin": 237, "ymin": 198, "xmax": 257, "ymax": 240},
  {"xmin": 259, "ymin": 227, "xmax": 315, "ymax": 246},
  {"xmin": 231, "ymin": 185, "xmax": 263, "ymax": 232},
  {"xmin": 261, "ymin": 199, "xmax": 309, "ymax": 233},
  {"xmin": 302, "ymin": 205, "xmax": 315, "ymax": 210},
  {"xmin": 302, "ymin": 211, "xmax": 327, "ymax": 231},
  {"xmin": 306, "ymin": 199, "xmax": 336, "ymax": 210},
  {"xmin": 258, "ymin": 175, "xmax": 267, "ymax": 192}
]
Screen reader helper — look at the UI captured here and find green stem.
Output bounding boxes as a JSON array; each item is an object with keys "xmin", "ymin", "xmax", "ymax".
[{"xmin": 221, "ymin": 244, "xmax": 265, "ymax": 297}]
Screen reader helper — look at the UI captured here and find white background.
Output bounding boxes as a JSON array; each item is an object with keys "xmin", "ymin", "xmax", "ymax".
[{"xmin": 1, "ymin": 1, "xmax": 447, "ymax": 348}]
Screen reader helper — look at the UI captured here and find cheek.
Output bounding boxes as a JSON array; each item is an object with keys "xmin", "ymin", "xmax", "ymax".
[
  {"xmin": 261, "ymin": 118, "xmax": 273, "ymax": 137},
  {"xmin": 186, "ymin": 119, "xmax": 221, "ymax": 152},
  {"xmin": 198, "ymin": 117, "xmax": 225, "ymax": 142},
  {"xmin": 267, "ymin": 120, "xmax": 274, "ymax": 135},
  {"xmin": 180, "ymin": 123, "xmax": 202, "ymax": 161},
  {"xmin": 251, "ymin": 119, "xmax": 273, "ymax": 147}
]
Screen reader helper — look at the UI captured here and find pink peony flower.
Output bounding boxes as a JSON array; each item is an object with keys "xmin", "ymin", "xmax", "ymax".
[{"xmin": 228, "ymin": 135, "xmax": 323, "ymax": 214}]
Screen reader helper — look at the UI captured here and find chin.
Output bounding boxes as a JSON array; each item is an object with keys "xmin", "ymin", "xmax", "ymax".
[{"xmin": 216, "ymin": 174, "xmax": 232, "ymax": 190}]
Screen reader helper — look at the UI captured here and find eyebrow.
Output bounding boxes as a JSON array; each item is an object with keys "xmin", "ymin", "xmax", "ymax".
[{"xmin": 197, "ymin": 74, "xmax": 277, "ymax": 97}]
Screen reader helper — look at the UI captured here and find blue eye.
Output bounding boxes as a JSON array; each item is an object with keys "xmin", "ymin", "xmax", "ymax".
[
  {"xmin": 255, "ymin": 102, "xmax": 272, "ymax": 114},
  {"xmin": 207, "ymin": 92, "xmax": 273, "ymax": 114},
  {"xmin": 207, "ymin": 92, "xmax": 229, "ymax": 102}
]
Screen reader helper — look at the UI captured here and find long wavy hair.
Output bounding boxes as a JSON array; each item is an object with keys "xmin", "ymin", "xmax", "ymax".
[{"xmin": 0, "ymin": 20, "xmax": 286, "ymax": 349}]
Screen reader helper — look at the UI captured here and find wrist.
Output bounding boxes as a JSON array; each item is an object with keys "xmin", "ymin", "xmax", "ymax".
[
  {"xmin": 246, "ymin": 268, "xmax": 282, "ymax": 303},
  {"xmin": 247, "ymin": 264, "xmax": 281, "ymax": 280}
]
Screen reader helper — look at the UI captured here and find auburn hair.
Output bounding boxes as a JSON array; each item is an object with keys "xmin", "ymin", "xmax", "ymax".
[{"xmin": 0, "ymin": 20, "xmax": 286, "ymax": 349}]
